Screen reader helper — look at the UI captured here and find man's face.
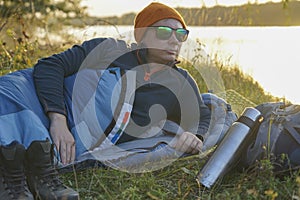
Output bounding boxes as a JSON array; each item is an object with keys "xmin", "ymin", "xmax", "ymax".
[{"xmin": 141, "ymin": 19, "xmax": 186, "ymax": 64}]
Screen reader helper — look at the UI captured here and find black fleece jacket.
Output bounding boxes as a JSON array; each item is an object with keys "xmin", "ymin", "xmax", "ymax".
[{"xmin": 33, "ymin": 38, "xmax": 211, "ymax": 143}]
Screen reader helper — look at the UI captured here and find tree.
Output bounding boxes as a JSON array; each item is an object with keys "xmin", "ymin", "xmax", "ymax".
[
  {"xmin": 0, "ymin": 0, "xmax": 88, "ymax": 43},
  {"xmin": 0, "ymin": 0, "xmax": 87, "ymax": 38},
  {"xmin": 0, "ymin": 0, "xmax": 86, "ymax": 18},
  {"xmin": 0, "ymin": 0, "xmax": 88, "ymax": 72}
]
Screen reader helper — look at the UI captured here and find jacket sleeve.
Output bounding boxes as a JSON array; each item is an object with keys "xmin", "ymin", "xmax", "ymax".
[
  {"xmin": 33, "ymin": 38, "xmax": 107, "ymax": 115},
  {"xmin": 188, "ymin": 75, "xmax": 211, "ymax": 137},
  {"xmin": 178, "ymin": 69, "xmax": 211, "ymax": 139}
]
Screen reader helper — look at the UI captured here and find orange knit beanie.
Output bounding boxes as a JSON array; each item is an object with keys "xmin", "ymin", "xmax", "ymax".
[{"xmin": 134, "ymin": 2, "xmax": 186, "ymax": 43}]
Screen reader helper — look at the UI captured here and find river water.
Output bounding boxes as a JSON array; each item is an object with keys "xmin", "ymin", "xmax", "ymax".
[{"xmin": 69, "ymin": 25, "xmax": 300, "ymax": 103}]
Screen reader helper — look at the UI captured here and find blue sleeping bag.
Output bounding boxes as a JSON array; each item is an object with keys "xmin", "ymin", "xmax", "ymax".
[
  {"xmin": 0, "ymin": 68, "xmax": 50, "ymax": 148},
  {"xmin": 0, "ymin": 67, "xmax": 135, "ymax": 159}
]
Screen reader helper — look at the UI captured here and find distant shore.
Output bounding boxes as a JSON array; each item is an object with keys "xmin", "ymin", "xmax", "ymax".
[{"xmin": 67, "ymin": 1, "xmax": 300, "ymax": 27}]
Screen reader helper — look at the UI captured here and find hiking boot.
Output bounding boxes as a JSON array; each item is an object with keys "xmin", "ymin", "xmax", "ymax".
[
  {"xmin": 26, "ymin": 140, "xmax": 79, "ymax": 200},
  {"xmin": 0, "ymin": 143, "xmax": 34, "ymax": 200}
]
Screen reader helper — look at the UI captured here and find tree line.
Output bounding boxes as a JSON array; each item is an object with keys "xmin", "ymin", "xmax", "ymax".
[{"xmin": 93, "ymin": 1, "xmax": 300, "ymax": 26}]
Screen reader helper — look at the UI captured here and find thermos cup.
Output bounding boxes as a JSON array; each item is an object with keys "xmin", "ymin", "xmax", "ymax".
[{"xmin": 197, "ymin": 107, "xmax": 263, "ymax": 188}]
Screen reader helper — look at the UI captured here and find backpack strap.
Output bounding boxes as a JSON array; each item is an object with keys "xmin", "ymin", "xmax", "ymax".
[{"xmin": 283, "ymin": 121, "xmax": 300, "ymax": 145}]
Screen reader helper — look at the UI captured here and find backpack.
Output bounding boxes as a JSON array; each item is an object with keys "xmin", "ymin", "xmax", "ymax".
[{"xmin": 241, "ymin": 102, "xmax": 300, "ymax": 171}]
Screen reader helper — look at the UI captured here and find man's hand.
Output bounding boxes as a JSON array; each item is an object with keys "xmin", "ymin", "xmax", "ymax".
[
  {"xmin": 169, "ymin": 131, "xmax": 203, "ymax": 154},
  {"xmin": 48, "ymin": 112, "xmax": 75, "ymax": 165}
]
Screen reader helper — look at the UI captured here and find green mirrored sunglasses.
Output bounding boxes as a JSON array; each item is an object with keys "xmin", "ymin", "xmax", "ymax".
[{"xmin": 149, "ymin": 26, "xmax": 189, "ymax": 42}]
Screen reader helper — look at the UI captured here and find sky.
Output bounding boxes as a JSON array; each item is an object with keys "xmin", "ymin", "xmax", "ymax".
[{"xmin": 80, "ymin": 0, "xmax": 283, "ymax": 17}]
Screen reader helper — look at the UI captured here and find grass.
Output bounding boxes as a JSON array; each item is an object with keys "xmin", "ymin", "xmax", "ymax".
[{"xmin": 60, "ymin": 155, "xmax": 300, "ymax": 199}]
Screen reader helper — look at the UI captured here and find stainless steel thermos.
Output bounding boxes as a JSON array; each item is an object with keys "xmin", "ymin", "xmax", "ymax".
[{"xmin": 197, "ymin": 107, "xmax": 263, "ymax": 188}]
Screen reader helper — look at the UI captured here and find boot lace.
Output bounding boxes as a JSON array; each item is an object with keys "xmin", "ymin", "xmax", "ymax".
[
  {"xmin": 34, "ymin": 162, "xmax": 67, "ymax": 191},
  {"xmin": 1, "ymin": 165, "xmax": 30, "ymax": 199}
]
